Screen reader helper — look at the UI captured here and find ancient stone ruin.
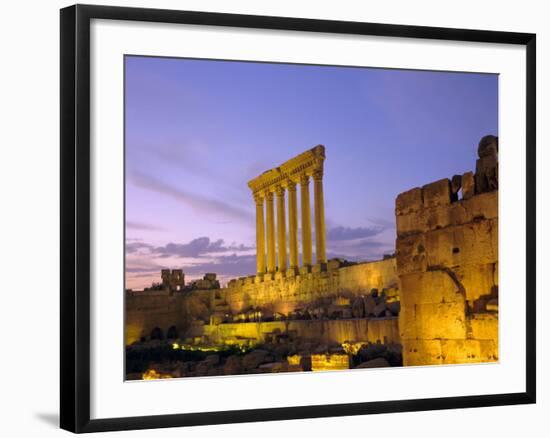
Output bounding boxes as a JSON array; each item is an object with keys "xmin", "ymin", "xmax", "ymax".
[
  {"xmin": 248, "ymin": 145, "xmax": 327, "ymax": 275},
  {"xmin": 396, "ymin": 135, "xmax": 499, "ymax": 366},
  {"xmin": 126, "ymin": 137, "xmax": 498, "ymax": 379}
]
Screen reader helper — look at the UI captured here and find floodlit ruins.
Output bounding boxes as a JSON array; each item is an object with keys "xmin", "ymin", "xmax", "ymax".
[{"xmin": 126, "ymin": 136, "xmax": 499, "ymax": 379}]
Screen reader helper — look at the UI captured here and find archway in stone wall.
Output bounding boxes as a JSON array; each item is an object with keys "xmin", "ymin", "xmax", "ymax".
[
  {"xmin": 166, "ymin": 326, "xmax": 178, "ymax": 339},
  {"xmin": 150, "ymin": 327, "xmax": 164, "ymax": 340}
]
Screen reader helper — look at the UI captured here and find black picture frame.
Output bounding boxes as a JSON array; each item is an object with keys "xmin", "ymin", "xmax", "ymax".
[{"xmin": 60, "ymin": 4, "xmax": 536, "ymax": 433}]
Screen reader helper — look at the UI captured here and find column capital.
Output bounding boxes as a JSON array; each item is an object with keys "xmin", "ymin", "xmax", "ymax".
[
  {"xmin": 265, "ymin": 191, "xmax": 274, "ymax": 201},
  {"xmin": 299, "ymin": 173, "xmax": 310, "ymax": 185},
  {"xmin": 287, "ymin": 179, "xmax": 297, "ymax": 191},
  {"xmin": 275, "ymin": 185, "xmax": 285, "ymax": 197},
  {"xmin": 253, "ymin": 191, "xmax": 264, "ymax": 205},
  {"xmin": 313, "ymin": 168, "xmax": 324, "ymax": 181}
]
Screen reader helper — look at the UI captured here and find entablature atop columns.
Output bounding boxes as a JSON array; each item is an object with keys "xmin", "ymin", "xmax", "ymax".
[{"xmin": 248, "ymin": 144, "xmax": 325, "ymax": 195}]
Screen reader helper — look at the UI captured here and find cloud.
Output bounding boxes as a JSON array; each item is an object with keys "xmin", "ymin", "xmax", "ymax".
[
  {"xmin": 328, "ymin": 238, "xmax": 393, "ymax": 261},
  {"xmin": 126, "ymin": 265, "xmax": 160, "ymax": 273},
  {"xmin": 126, "ymin": 241, "xmax": 155, "ymax": 254},
  {"xmin": 183, "ymin": 253, "xmax": 256, "ymax": 278},
  {"xmin": 127, "ymin": 221, "xmax": 166, "ymax": 232},
  {"xmin": 326, "ymin": 225, "xmax": 383, "ymax": 241},
  {"xmin": 153, "ymin": 237, "xmax": 253, "ymax": 258},
  {"xmin": 366, "ymin": 216, "xmax": 395, "ymax": 230},
  {"xmin": 346, "ymin": 239, "xmax": 391, "ymax": 251},
  {"xmin": 129, "ymin": 171, "xmax": 253, "ymax": 222},
  {"xmin": 324, "ymin": 221, "xmax": 395, "ymax": 262}
]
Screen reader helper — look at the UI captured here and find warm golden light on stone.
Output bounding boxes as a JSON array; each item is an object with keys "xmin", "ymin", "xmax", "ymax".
[
  {"xmin": 248, "ymin": 145, "xmax": 326, "ymax": 272},
  {"xmin": 142, "ymin": 369, "xmax": 173, "ymax": 380},
  {"xmin": 126, "ymin": 137, "xmax": 499, "ymax": 378},
  {"xmin": 311, "ymin": 354, "xmax": 350, "ymax": 372}
]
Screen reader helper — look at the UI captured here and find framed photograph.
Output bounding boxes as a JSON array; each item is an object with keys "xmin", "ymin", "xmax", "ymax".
[{"xmin": 60, "ymin": 4, "xmax": 536, "ymax": 433}]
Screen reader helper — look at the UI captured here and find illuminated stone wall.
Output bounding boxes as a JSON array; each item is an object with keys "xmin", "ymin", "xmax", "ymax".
[
  {"xmin": 204, "ymin": 318, "xmax": 399, "ymax": 346},
  {"xmin": 126, "ymin": 257, "xmax": 399, "ymax": 346},
  {"xmin": 126, "ymin": 290, "xmax": 211, "ymax": 345},
  {"xmin": 396, "ymin": 175, "xmax": 499, "ymax": 366},
  {"xmin": 221, "ymin": 258, "xmax": 398, "ymax": 316}
]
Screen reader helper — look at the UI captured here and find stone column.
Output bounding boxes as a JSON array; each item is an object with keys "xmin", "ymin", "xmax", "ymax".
[
  {"xmin": 265, "ymin": 191, "xmax": 276, "ymax": 273},
  {"xmin": 300, "ymin": 174, "xmax": 312, "ymax": 268},
  {"xmin": 313, "ymin": 169, "xmax": 327, "ymax": 264},
  {"xmin": 287, "ymin": 180, "xmax": 299, "ymax": 271},
  {"xmin": 276, "ymin": 186, "xmax": 287, "ymax": 272},
  {"xmin": 254, "ymin": 193, "xmax": 266, "ymax": 275}
]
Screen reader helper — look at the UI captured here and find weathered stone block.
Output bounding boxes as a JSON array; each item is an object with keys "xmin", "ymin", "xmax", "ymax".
[
  {"xmin": 424, "ymin": 220, "xmax": 497, "ymax": 268},
  {"xmin": 454, "ymin": 263, "xmax": 496, "ymax": 302},
  {"xmin": 476, "ymin": 154, "xmax": 498, "ymax": 193},
  {"xmin": 311, "ymin": 353, "xmax": 350, "ymax": 371},
  {"xmin": 223, "ymin": 356, "xmax": 242, "ymax": 375},
  {"xmin": 387, "ymin": 301, "xmax": 400, "ymax": 316},
  {"xmin": 242, "ymin": 349, "xmax": 270, "ymax": 370},
  {"xmin": 395, "ymin": 187, "xmax": 423, "ymax": 216},
  {"xmin": 414, "ymin": 301, "xmax": 467, "ymax": 340},
  {"xmin": 478, "ymin": 135, "xmax": 498, "ymax": 158},
  {"xmin": 425, "ymin": 226, "xmax": 465, "ymax": 268},
  {"xmin": 422, "ymin": 179, "xmax": 451, "ymax": 208},
  {"xmin": 368, "ymin": 317, "xmax": 400, "ymax": 344},
  {"xmin": 400, "ymin": 190, "xmax": 497, "ymax": 236},
  {"xmin": 440, "ymin": 339, "xmax": 480, "ymax": 364},
  {"xmin": 440, "ymin": 339, "xmax": 498, "ymax": 364},
  {"xmin": 399, "ymin": 271, "xmax": 462, "ymax": 307},
  {"xmin": 460, "ymin": 219, "xmax": 498, "ymax": 265},
  {"xmin": 398, "ymin": 305, "xmax": 417, "ymax": 340},
  {"xmin": 364, "ymin": 294, "xmax": 377, "ymax": 316},
  {"xmin": 396, "ymin": 187, "xmax": 423, "ymax": 216},
  {"xmin": 396, "ymin": 234, "xmax": 427, "ymax": 275},
  {"xmin": 372, "ymin": 302, "xmax": 387, "ymax": 317},
  {"xmin": 470, "ymin": 313, "xmax": 498, "ymax": 340},
  {"xmin": 461, "ymin": 190, "xmax": 498, "ymax": 222},
  {"xmin": 462, "ymin": 171, "xmax": 475, "ymax": 200},
  {"xmin": 477, "ymin": 339, "xmax": 499, "ymax": 362},
  {"xmin": 423, "ymin": 205, "xmax": 452, "ymax": 232},
  {"xmin": 396, "ymin": 212, "xmax": 427, "ymax": 236},
  {"xmin": 403, "ymin": 339, "xmax": 443, "ymax": 366}
]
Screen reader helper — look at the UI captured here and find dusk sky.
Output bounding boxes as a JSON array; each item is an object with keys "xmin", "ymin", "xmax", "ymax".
[{"xmin": 125, "ymin": 56, "xmax": 498, "ymax": 290}]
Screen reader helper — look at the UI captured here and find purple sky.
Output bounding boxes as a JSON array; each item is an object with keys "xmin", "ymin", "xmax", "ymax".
[{"xmin": 125, "ymin": 56, "xmax": 498, "ymax": 290}]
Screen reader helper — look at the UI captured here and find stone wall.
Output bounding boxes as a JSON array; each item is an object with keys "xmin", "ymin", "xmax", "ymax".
[
  {"xmin": 221, "ymin": 258, "xmax": 398, "ymax": 316},
  {"xmin": 126, "ymin": 290, "xmax": 211, "ymax": 345},
  {"xmin": 203, "ymin": 318, "xmax": 399, "ymax": 346},
  {"xmin": 396, "ymin": 175, "xmax": 498, "ymax": 366},
  {"xmin": 126, "ymin": 258, "xmax": 399, "ymax": 346}
]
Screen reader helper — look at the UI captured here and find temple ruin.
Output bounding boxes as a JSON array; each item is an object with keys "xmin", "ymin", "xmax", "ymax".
[
  {"xmin": 126, "ymin": 136, "xmax": 499, "ymax": 378},
  {"xmin": 248, "ymin": 144, "xmax": 327, "ymax": 275}
]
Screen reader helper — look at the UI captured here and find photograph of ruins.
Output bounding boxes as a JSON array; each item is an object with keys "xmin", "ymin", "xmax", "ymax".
[{"xmin": 124, "ymin": 56, "xmax": 499, "ymax": 380}]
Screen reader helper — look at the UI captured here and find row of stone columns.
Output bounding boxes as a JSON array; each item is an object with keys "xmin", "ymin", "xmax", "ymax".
[{"xmin": 254, "ymin": 172, "xmax": 326, "ymax": 275}]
